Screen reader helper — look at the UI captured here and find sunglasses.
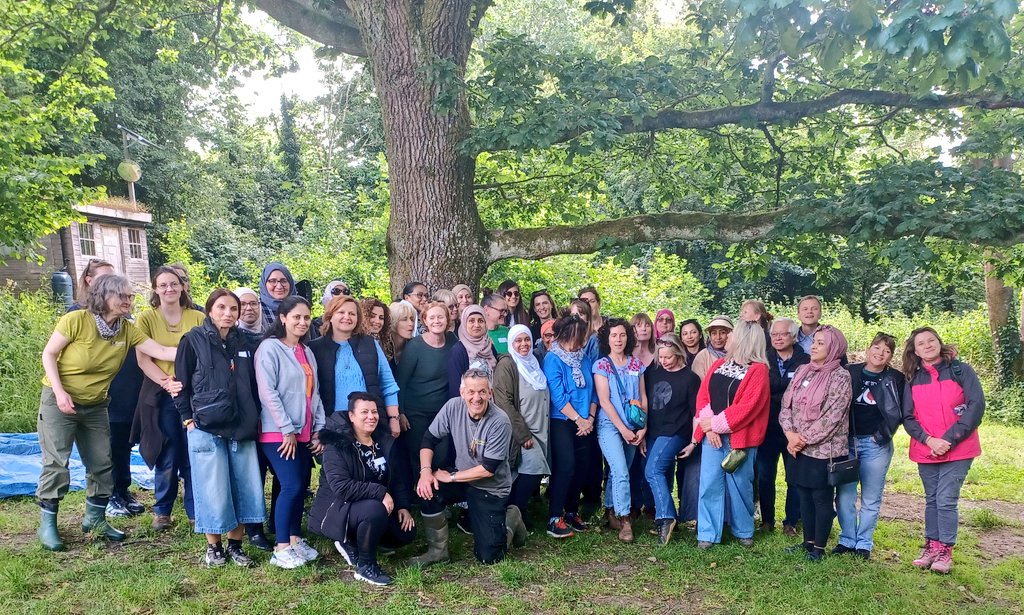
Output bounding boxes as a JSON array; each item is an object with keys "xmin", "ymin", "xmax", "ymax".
[
  {"xmin": 504, "ymin": 290, "xmax": 520, "ymax": 298},
  {"xmin": 330, "ymin": 286, "xmax": 351, "ymax": 296}
]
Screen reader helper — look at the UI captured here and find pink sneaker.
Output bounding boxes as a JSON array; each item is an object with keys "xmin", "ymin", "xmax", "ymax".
[
  {"xmin": 930, "ymin": 544, "xmax": 953, "ymax": 574},
  {"xmin": 912, "ymin": 539, "xmax": 941, "ymax": 568}
]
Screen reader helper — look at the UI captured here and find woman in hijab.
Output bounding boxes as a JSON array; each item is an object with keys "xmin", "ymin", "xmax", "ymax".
[
  {"xmin": 492, "ymin": 325, "xmax": 550, "ymax": 530},
  {"xmin": 447, "ymin": 305, "xmax": 497, "ymax": 398},
  {"xmin": 654, "ymin": 309, "xmax": 676, "ymax": 340},
  {"xmin": 452, "ymin": 284, "xmax": 474, "ymax": 316},
  {"xmin": 259, "ymin": 262, "xmax": 297, "ymax": 328},
  {"xmin": 779, "ymin": 326, "xmax": 852, "ymax": 561}
]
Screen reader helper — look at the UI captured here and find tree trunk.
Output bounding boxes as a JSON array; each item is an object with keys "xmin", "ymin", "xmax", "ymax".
[{"xmin": 348, "ymin": 0, "xmax": 487, "ymax": 298}]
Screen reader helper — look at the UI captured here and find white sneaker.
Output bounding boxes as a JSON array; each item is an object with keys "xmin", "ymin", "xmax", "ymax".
[
  {"xmin": 269, "ymin": 546, "xmax": 305, "ymax": 569},
  {"xmin": 292, "ymin": 538, "xmax": 319, "ymax": 562}
]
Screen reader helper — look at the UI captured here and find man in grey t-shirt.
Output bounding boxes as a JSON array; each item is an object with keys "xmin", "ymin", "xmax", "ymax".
[{"xmin": 410, "ymin": 368, "xmax": 526, "ymax": 567}]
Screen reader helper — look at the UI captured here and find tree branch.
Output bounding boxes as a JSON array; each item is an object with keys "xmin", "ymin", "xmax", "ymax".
[
  {"xmin": 251, "ymin": 0, "xmax": 366, "ymax": 57},
  {"xmin": 759, "ymin": 125, "xmax": 784, "ymax": 208},
  {"xmin": 491, "ymin": 89, "xmax": 1024, "ymax": 152},
  {"xmin": 761, "ymin": 53, "xmax": 786, "ymax": 104}
]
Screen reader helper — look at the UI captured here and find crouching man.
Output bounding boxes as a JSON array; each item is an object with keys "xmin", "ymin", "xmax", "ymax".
[{"xmin": 411, "ymin": 368, "xmax": 527, "ymax": 566}]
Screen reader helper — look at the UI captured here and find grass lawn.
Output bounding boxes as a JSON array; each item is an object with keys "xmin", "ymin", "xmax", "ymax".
[{"xmin": 1, "ymin": 424, "xmax": 1022, "ymax": 615}]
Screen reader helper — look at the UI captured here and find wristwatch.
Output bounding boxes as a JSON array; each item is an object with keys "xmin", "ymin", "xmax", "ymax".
[{"xmin": 449, "ymin": 471, "xmax": 457, "ymax": 483}]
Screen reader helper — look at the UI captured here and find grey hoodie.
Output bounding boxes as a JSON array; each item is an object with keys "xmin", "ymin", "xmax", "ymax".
[{"xmin": 255, "ymin": 338, "xmax": 326, "ymax": 438}]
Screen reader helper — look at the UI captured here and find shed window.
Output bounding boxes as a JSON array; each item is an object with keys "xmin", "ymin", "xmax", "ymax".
[
  {"xmin": 128, "ymin": 229, "xmax": 144, "ymax": 259},
  {"xmin": 79, "ymin": 223, "xmax": 96, "ymax": 256}
]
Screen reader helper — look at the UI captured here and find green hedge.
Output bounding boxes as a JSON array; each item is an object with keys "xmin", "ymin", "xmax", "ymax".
[{"xmin": 0, "ymin": 285, "xmax": 60, "ymax": 433}]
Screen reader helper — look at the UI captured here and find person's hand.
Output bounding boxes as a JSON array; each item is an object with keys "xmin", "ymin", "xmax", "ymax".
[
  {"xmin": 433, "ymin": 469, "xmax": 454, "ymax": 484},
  {"xmin": 639, "ymin": 438, "xmax": 647, "ymax": 456},
  {"xmin": 634, "ymin": 428, "xmax": 647, "ymax": 446},
  {"xmin": 618, "ymin": 424, "xmax": 635, "ymax": 443},
  {"xmin": 523, "ymin": 438, "xmax": 534, "ymax": 450},
  {"xmin": 707, "ymin": 432, "xmax": 723, "ymax": 449},
  {"xmin": 278, "ymin": 433, "xmax": 297, "ymax": 460},
  {"xmin": 399, "ymin": 414, "xmax": 411, "ymax": 432},
  {"xmin": 785, "ymin": 431, "xmax": 806, "ymax": 450},
  {"xmin": 677, "ymin": 443, "xmax": 697, "ymax": 459},
  {"xmin": 161, "ymin": 377, "xmax": 183, "ymax": 396},
  {"xmin": 308, "ymin": 432, "xmax": 323, "ymax": 455},
  {"xmin": 926, "ymin": 436, "xmax": 951, "ymax": 456},
  {"xmin": 416, "ymin": 470, "xmax": 438, "ymax": 500},
  {"xmin": 699, "ymin": 416, "xmax": 714, "ymax": 433},
  {"xmin": 389, "ymin": 417, "xmax": 401, "ymax": 438},
  {"xmin": 54, "ymin": 389, "xmax": 76, "ymax": 415},
  {"xmin": 186, "ymin": 421, "xmax": 196, "ymax": 432},
  {"xmin": 383, "ymin": 492, "xmax": 394, "ymax": 515},
  {"xmin": 397, "ymin": 508, "xmax": 415, "ymax": 532}
]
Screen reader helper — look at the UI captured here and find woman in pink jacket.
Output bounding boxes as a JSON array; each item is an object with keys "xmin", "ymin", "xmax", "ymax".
[{"xmin": 901, "ymin": 327, "xmax": 984, "ymax": 575}]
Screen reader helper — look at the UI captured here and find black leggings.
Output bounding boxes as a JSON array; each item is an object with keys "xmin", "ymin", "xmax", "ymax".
[
  {"xmin": 509, "ymin": 473, "xmax": 543, "ymax": 527},
  {"xmin": 796, "ymin": 485, "xmax": 836, "ymax": 548},
  {"xmin": 346, "ymin": 499, "xmax": 416, "ymax": 566},
  {"xmin": 548, "ymin": 419, "xmax": 597, "ymax": 519},
  {"xmin": 109, "ymin": 421, "xmax": 133, "ymax": 495}
]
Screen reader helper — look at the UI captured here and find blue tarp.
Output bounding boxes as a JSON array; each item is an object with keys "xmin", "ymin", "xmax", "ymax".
[{"xmin": 0, "ymin": 433, "xmax": 154, "ymax": 499}]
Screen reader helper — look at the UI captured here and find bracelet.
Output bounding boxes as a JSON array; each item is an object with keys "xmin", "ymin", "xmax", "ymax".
[
  {"xmin": 388, "ymin": 416, "xmax": 400, "ymax": 421},
  {"xmin": 420, "ymin": 466, "xmax": 432, "ymax": 472}
]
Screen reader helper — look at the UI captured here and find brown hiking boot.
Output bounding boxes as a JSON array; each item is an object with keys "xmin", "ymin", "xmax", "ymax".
[
  {"xmin": 618, "ymin": 516, "xmax": 633, "ymax": 543},
  {"xmin": 151, "ymin": 514, "xmax": 173, "ymax": 531},
  {"xmin": 604, "ymin": 508, "xmax": 621, "ymax": 530}
]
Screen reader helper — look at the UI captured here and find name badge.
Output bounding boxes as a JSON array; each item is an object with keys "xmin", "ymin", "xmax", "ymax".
[
  {"xmin": 498, "ymin": 337, "xmax": 507, "ymax": 343},
  {"xmin": 628, "ymin": 370, "xmax": 640, "ymax": 377},
  {"xmin": 111, "ymin": 341, "xmax": 126, "ymax": 347},
  {"xmin": 786, "ymin": 371, "xmax": 796, "ymax": 378},
  {"xmin": 372, "ymin": 457, "xmax": 386, "ymax": 471},
  {"xmin": 238, "ymin": 351, "xmax": 250, "ymax": 358}
]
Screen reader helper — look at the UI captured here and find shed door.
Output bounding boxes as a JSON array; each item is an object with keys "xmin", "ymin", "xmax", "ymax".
[{"xmin": 101, "ymin": 224, "xmax": 124, "ymax": 273}]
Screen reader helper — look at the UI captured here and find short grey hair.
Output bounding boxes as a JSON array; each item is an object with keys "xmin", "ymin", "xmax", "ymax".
[
  {"xmin": 85, "ymin": 274, "xmax": 133, "ymax": 315},
  {"xmin": 460, "ymin": 367, "xmax": 492, "ymax": 387},
  {"xmin": 771, "ymin": 317, "xmax": 799, "ymax": 338}
]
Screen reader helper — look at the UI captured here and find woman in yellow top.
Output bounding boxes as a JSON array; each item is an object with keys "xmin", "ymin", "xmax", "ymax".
[
  {"xmin": 37, "ymin": 274, "xmax": 176, "ymax": 551},
  {"xmin": 135, "ymin": 266, "xmax": 206, "ymax": 530}
]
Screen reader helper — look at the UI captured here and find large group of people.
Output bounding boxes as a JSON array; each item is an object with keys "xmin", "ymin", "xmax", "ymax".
[{"xmin": 35, "ymin": 264, "xmax": 986, "ymax": 585}]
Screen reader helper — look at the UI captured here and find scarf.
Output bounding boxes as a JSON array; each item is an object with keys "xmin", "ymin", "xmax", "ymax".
[
  {"xmin": 508, "ymin": 324, "xmax": 547, "ymax": 391},
  {"xmin": 232, "ymin": 286, "xmax": 264, "ymax": 334},
  {"xmin": 93, "ymin": 313, "xmax": 123, "ymax": 340},
  {"xmin": 790, "ymin": 326, "xmax": 848, "ymax": 421},
  {"xmin": 457, "ymin": 305, "xmax": 496, "ymax": 369},
  {"xmin": 707, "ymin": 344, "xmax": 727, "ymax": 361},
  {"xmin": 550, "ymin": 340, "xmax": 586, "ymax": 388},
  {"xmin": 655, "ymin": 308, "xmax": 675, "ymax": 339},
  {"xmin": 258, "ymin": 262, "xmax": 296, "ymax": 326},
  {"xmin": 321, "ymin": 280, "xmax": 347, "ymax": 308}
]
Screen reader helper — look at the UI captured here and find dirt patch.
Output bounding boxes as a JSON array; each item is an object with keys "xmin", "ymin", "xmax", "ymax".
[
  {"xmin": 880, "ymin": 492, "xmax": 1024, "ymax": 525},
  {"xmin": 975, "ymin": 527, "xmax": 1024, "ymax": 563}
]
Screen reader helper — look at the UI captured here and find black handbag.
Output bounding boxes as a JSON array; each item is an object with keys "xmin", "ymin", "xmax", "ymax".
[{"xmin": 827, "ymin": 405, "xmax": 860, "ymax": 487}]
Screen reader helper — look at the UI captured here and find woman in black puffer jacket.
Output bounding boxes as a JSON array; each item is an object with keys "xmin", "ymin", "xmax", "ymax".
[{"xmin": 309, "ymin": 392, "xmax": 415, "ymax": 586}]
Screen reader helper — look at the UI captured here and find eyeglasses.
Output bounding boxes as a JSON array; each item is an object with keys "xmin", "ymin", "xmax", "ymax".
[
  {"xmin": 578, "ymin": 296, "xmax": 597, "ymax": 304},
  {"xmin": 156, "ymin": 282, "xmax": 181, "ymax": 291},
  {"xmin": 118, "ymin": 293, "xmax": 135, "ymax": 302},
  {"xmin": 656, "ymin": 339, "xmax": 675, "ymax": 347},
  {"xmin": 504, "ymin": 290, "xmax": 520, "ymax": 298},
  {"xmin": 408, "ymin": 292, "xmax": 429, "ymax": 300},
  {"xmin": 330, "ymin": 286, "xmax": 351, "ymax": 296},
  {"xmin": 266, "ymin": 278, "xmax": 289, "ymax": 287},
  {"xmin": 486, "ymin": 305, "xmax": 509, "ymax": 317},
  {"xmin": 770, "ymin": 332, "xmax": 792, "ymax": 338},
  {"xmin": 655, "ymin": 316, "xmax": 673, "ymax": 322},
  {"xmin": 240, "ymin": 301, "xmax": 259, "ymax": 309},
  {"xmin": 542, "ymin": 332, "xmax": 555, "ymax": 340}
]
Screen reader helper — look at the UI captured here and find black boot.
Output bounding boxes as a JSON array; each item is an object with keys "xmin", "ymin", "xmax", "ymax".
[
  {"xmin": 245, "ymin": 523, "xmax": 272, "ymax": 551},
  {"xmin": 37, "ymin": 500, "xmax": 64, "ymax": 552}
]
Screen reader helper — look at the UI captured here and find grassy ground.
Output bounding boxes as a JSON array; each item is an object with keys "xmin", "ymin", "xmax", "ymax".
[{"xmin": 2, "ymin": 424, "xmax": 1022, "ymax": 615}]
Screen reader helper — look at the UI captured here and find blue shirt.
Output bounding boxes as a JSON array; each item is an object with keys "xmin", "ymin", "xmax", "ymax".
[
  {"xmin": 543, "ymin": 351, "xmax": 595, "ymax": 421},
  {"xmin": 593, "ymin": 356, "xmax": 646, "ymax": 426},
  {"xmin": 333, "ymin": 339, "xmax": 400, "ymax": 411},
  {"xmin": 796, "ymin": 328, "xmax": 814, "ymax": 354}
]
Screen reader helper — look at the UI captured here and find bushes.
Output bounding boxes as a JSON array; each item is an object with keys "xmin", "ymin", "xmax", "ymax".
[
  {"xmin": 0, "ymin": 285, "xmax": 60, "ymax": 433},
  {"xmin": 988, "ymin": 382, "xmax": 1024, "ymax": 425}
]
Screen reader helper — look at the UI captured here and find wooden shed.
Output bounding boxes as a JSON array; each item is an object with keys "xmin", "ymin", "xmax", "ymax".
[{"xmin": 0, "ymin": 198, "xmax": 153, "ymax": 299}]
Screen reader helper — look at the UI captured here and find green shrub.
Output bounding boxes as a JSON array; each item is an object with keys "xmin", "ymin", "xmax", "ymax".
[
  {"xmin": 0, "ymin": 284, "xmax": 60, "ymax": 432},
  {"xmin": 988, "ymin": 381, "xmax": 1024, "ymax": 426}
]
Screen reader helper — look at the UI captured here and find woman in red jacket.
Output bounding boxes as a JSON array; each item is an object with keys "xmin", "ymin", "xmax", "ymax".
[
  {"xmin": 692, "ymin": 321, "xmax": 770, "ymax": 549},
  {"xmin": 901, "ymin": 327, "xmax": 984, "ymax": 575}
]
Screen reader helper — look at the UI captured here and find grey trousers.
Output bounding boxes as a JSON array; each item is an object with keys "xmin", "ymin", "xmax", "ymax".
[
  {"xmin": 918, "ymin": 458, "xmax": 973, "ymax": 546},
  {"xmin": 36, "ymin": 386, "xmax": 114, "ymax": 501}
]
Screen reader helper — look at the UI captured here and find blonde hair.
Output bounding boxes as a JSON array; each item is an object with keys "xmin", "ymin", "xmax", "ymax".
[
  {"xmin": 656, "ymin": 332, "xmax": 687, "ymax": 367},
  {"xmin": 321, "ymin": 295, "xmax": 364, "ymax": 337},
  {"xmin": 726, "ymin": 321, "xmax": 768, "ymax": 366}
]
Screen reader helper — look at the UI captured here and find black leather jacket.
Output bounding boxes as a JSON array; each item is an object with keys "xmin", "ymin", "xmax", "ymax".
[{"xmin": 846, "ymin": 363, "xmax": 905, "ymax": 445}]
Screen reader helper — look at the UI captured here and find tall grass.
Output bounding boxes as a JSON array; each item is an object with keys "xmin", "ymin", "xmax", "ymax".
[{"xmin": 0, "ymin": 284, "xmax": 60, "ymax": 433}]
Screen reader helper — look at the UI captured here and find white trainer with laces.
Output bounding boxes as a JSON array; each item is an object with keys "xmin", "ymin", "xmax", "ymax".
[
  {"xmin": 269, "ymin": 545, "xmax": 306, "ymax": 569},
  {"xmin": 292, "ymin": 538, "xmax": 319, "ymax": 562}
]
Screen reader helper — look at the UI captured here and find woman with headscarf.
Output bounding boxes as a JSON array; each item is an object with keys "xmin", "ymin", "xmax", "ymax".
[
  {"xmin": 452, "ymin": 284, "xmax": 474, "ymax": 316},
  {"xmin": 492, "ymin": 324, "xmax": 550, "ymax": 530},
  {"xmin": 533, "ymin": 319, "xmax": 555, "ymax": 364},
  {"xmin": 779, "ymin": 326, "xmax": 852, "ymax": 561},
  {"xmin": 447, "ymin": 305, "xmax": 498, "ymax": 398},
  {"xmin": 259, "ymin": 262, "xmax": 297, "ymax": 328},
  {"xmin": 654, "ymin": 309, "xmax": 676, "ymax": 340}
]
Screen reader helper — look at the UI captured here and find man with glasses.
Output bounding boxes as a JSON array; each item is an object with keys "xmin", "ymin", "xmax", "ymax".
[
  {"xmin": 482, "ymin": 294, "xmax": 511, "ymax": 355},
  {"xmin": 411, "ymin": 368, "xmax": 524, "ymax": 567}
]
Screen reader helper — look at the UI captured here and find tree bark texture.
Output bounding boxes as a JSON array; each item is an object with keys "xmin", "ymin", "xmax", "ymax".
[{"xmin": 344, "ymin": 0, "xmax": 488, "ymax": 297}]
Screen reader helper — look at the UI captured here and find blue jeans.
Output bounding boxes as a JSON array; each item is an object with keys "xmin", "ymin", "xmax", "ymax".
[
  {"xmin": 836, "ymin": 436, "xmax": 894, "ymax": 551},
  {"xmin": 187, "ymin": 429, "xmax": 266, "ymax": 535},
  {"xmin": 644, "ymin": 435, "xmax": 685, "ymax": 521},
  {"xmin": 154, "ymin": 393, "xmax": 194, "ymax": 518},
  {"xmin": 697, "ymin": 435, "xmax": 756, "ymax": 543},
  {"xmin": 261, "ymin": 442, "xmax": 312, "ymax": 541},
  {"xmin": 596, "ymin": 420, "xmax": 636, "ymax": 517}
]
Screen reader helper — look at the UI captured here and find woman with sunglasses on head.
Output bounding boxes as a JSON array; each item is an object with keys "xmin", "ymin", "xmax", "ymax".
[
  {"xmin": 259, "ymin": 262, "xmax": 297, "ymax": 328},
  {"xmin": 36, "ymin": 275, "xmax": 177, "ymax": 551},
  {"xmin": 255, "ymin": 296, "xmax": 327, "ymax": 569},
  {"xmin": 901, "ymin": 327, "xmax": 984, "ymax": 574},
  {"xmin": 779, "ymin": 326, "xmax": 852, "ymax": 561},
  {"xmin": 135, "ymin": 265, "xmax": 206, "ymax": 531},
  {"xmin": 497, "ymin": 280, "xmax": 529, "ymax": 327},
  {"xmin": 528, "ymin": 289, "xmax": 557, "ymax": 340},
  {"xmin": 310, "ymin": 280, "xmax": 351, "ymax": 342},
  {"xmin": 834, "ymin": 332, "xmax": 904, "ymax": 560}
]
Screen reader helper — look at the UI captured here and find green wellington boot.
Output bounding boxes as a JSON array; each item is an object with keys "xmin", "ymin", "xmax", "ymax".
[
  {"xmin": 408, "ymin": 512, "xmax": 450, "ymax": 568},
  {"xmin": 82, "ymin": 502, "xmax": 126, "ymax": 541},
  {"xmin": 37, "ymin": 507, "xmax": 64, "ymax": 552}
]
